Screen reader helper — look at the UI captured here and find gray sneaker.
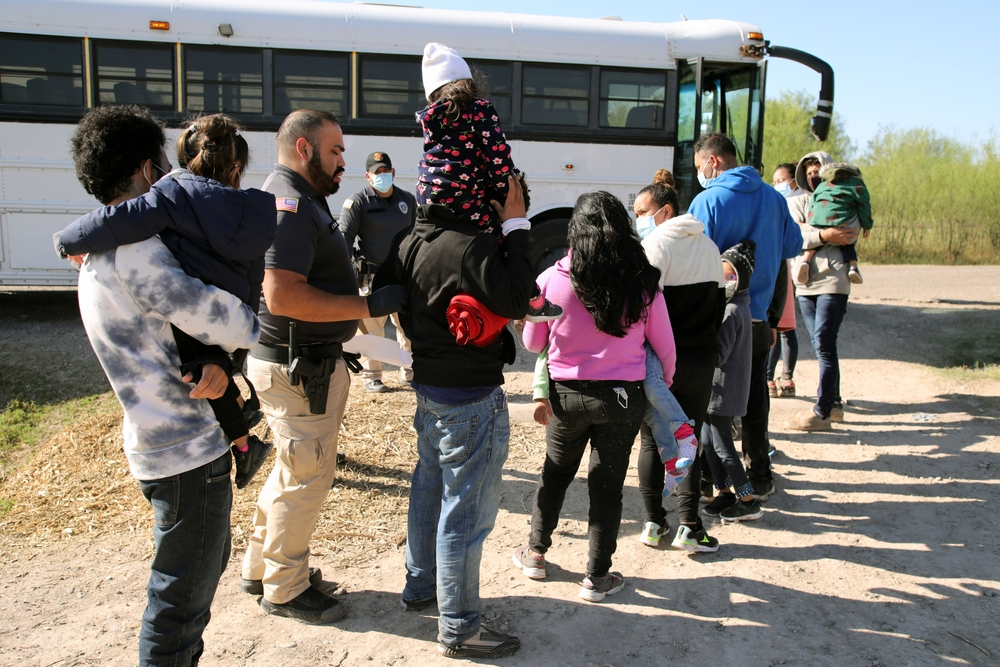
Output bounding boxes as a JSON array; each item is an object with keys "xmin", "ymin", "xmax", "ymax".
[
  {"xmin": 751, "ymin": 480, "xmax": 776, "ymax": 501},
  {"xmin": 578, "ymin": 572, "xmax": 625, "ymax": 602},
  {"xmin": 364, "ymin": 379, "xmax": 387, "ymax": 394},
  {"xmin": 512, "ymin": 547, "xmax": 547, "ymax": 579}
]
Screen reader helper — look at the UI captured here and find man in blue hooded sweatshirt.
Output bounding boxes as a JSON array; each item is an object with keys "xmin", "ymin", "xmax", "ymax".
[{"xmin": 688, "ymin": 133, "xmax": 802, "ymax": 501}]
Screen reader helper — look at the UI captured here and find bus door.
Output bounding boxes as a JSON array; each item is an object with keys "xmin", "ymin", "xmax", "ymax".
[{"xmin": 674, "ymin": 58, "xmax": 765, "ymax": 210}]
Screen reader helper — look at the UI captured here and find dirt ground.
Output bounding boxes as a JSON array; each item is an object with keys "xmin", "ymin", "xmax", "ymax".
[{"xmin": 2, "ymin": 266, "xmax": 999, "ymax": 667}]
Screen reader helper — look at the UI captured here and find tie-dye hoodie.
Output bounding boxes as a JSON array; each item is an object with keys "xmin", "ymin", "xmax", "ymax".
[{"xmin": 78, "ymin": 237, "xmax": 260, "ymax": 480}]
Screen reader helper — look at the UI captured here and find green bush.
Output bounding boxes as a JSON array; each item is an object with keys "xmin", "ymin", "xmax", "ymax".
[{"xmin": 764, "ymin": 92, "xmax": 1000, "ymax": 264}]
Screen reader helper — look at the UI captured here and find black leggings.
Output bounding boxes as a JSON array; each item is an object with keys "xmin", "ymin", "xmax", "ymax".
[
  {"xmin": 637, "ymin": 348, "xmax": 716, "ymax": 531},
  {"xmin": 529, "ymin": 379, "xmax": 645, "ymax": 578}
]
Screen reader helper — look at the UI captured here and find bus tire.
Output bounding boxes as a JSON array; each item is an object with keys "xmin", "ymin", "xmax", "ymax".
[{"xmin": 528, "ymin": 217, "xmax": 569, "ymax": 276}]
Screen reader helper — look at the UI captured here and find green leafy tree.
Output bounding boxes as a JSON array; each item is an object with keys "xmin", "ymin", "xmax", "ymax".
[{"xmin": 762, "ymin": 90, "xmax": 855, "ymax": 173}]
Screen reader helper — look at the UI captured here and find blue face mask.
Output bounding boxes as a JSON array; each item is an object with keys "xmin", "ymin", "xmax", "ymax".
[
  {"xmin": 636, "ymin": 215, "xmax": 657, "ymax": 239},
  {"xmin": 774, "ymin": 181, "xmax": 792, "ymax": 198},
  {"xmin": 370, "ymin": 172, "xmax": 393, "ymax": 193}
]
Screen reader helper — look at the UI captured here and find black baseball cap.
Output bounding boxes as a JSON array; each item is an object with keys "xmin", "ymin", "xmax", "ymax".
[{"xmin": 366, "ymin": 151, "xmax": 392, "ymax": 173}]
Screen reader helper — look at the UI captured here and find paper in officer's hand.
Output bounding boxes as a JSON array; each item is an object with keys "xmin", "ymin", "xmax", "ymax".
[{"xmin": 343, "ymin": 334, "xmax": 413, "ymax": 368}]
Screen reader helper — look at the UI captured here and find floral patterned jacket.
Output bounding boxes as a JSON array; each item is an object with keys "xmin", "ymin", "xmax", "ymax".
[{"xmin": 415, "ymin": 98, "xmax": 518, "ymax": 238}]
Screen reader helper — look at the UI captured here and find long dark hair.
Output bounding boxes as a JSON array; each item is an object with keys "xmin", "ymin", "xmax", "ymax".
[{"xmin": 568, "ymin": 191, "xmax": 661, "ymax": 337}]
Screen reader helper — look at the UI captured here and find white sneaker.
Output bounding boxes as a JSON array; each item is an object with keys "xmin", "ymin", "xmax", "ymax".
[{"xmin": 638, "ymin": 521, "xmax": 667, "ymax": 547}]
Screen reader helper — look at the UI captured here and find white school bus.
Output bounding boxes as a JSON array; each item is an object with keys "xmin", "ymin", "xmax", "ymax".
[{"xmin": 0, "ymin": 0, "xmax": 834, "ymax": 284}]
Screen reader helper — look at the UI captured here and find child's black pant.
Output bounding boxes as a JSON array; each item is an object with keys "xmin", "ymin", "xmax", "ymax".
[{"xmin": 172, "ymin": 325, "xmax": 247, "ymax": 443}]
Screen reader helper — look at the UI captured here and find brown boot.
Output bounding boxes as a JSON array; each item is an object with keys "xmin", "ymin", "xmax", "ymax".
[{"xmin": 786, "ymin": 409, "xmax": 831, "ymax": 431}]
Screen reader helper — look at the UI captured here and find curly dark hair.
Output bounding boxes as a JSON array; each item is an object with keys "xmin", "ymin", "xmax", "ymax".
[
  {"xmin": 70, "ymin": 105, "xmax": 165, "ymax": 204},
  {"xmin": 568, "ymin": 191, "xmax": 661, "ymax": 337},
  {"xmin": 177, "ymin": 114, "xmax": 249, "ymax": 188}
]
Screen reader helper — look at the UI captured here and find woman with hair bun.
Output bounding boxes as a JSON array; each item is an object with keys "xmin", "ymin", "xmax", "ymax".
[
  {"xmin": 512, "ymin": 190, "xmax": 676, "ymax": 602},
  {"xmin": 55, "ymin": 112, "xmax": 277, "ymax": 489}
]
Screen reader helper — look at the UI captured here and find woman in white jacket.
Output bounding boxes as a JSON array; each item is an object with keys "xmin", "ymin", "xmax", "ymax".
[{"xmin": 633, "ymin": 181, "xmax": 727, "ymax": 551}]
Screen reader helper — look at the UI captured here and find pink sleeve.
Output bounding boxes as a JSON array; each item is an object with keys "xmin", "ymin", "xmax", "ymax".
[
  {"xmin": 522, "ymin": 320, "xmax": 549, "ymax": 353},
  {"xmin": 645, "ymin": 292, "xmax": 676, "ymax": 386}
]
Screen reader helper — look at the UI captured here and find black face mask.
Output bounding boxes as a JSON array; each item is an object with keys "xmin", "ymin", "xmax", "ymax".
[{"xmin": 808, "ymin": 175, "xmax": 823, "ymax": 191}]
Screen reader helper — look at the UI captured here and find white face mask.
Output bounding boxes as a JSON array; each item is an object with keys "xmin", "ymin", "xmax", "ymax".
[
  {"xmin": 774, "ymin": 181, "xmax": 792, "ymax": 198},
  {"xmin": 370, "ymin": 172, "xmax": 393, "ymax": 193},
  {"xmin": 697, "ymin": 160, "xmax": 717, "ymax": 189}
]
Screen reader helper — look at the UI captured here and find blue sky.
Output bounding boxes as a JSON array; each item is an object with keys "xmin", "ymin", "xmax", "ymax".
[{"xmin": 408, "ymin": 0, "xmax": 997, "ymax": 150}]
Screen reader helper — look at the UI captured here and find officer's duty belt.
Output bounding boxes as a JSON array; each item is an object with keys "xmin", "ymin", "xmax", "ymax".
[{"xmin": 250, "ymin": 342, "xmax": 343, "ymax": 364}]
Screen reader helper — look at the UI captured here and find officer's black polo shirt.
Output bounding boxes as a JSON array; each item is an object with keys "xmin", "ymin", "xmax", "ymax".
[
  {"xmin": 337, "ymin": 184, "xmax": 416, "ymax": 265},
  {"xmin": 257, "ymin": 164, "xmax": 359, "ymax": 346}
]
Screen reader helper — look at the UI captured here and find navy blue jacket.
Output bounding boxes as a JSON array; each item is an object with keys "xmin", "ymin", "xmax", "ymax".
[{"xmin": 56, "ymin": 170, "xmax": 276, "ymax": 309}]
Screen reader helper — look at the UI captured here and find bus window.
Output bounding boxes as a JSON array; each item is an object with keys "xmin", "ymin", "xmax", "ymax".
[
  {"xmin": 0, "ymin": 34, "xmax": 83, "ymax": 107},
  {"xmin": 185, "ymin": 47, "xmax": 263, "ymax": 114},
  {"xmin": 466, "ymin": 60, "xmax": 511, "ymax": 124},
  {"xmin": 521, "ymin": 65, "xmax": 589, "ymax": 127},
  {"xmin": 599, "ymin": 68, "xmax": 666, "ymax": 129},
  {"xmin": 701, "ymin": 64, "xmax": 758, "ymax": 166},
  {"xmin": 359, "ymin": 55, "xmax": 423, "ymax": 119},
  {"xmin": 676, "ymin": 61, "xmax": 696, "ymax": 143},
  {"xmin": 93, "ymin": 41, "xmax": 174, "ymax": 109},
  {"xmin": 274, "ymin": 50, "xmax": 349, "ymax": 116}
]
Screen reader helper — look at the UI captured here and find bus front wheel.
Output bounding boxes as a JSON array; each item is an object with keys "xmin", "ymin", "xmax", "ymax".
[{"xmin": 528, "ymin": 218, "xmax": 569, "ymax": 277}]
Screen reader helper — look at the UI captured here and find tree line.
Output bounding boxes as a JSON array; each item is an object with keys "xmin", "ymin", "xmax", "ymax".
[{"xmin": 762, "ymin": 91, "xmax": 999, "ymax": 264}]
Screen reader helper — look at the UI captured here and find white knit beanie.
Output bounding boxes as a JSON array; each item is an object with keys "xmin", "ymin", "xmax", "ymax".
[{"xmin": 422, "ymin": 42, "xmax": 472, "ymax": 101}]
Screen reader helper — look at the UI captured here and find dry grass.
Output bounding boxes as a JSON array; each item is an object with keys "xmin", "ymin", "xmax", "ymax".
[{"xmin": 0, "ymin": 376, "xmax": 546, "ymax": 567}]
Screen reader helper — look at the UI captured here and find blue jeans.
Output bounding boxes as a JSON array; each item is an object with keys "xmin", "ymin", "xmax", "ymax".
[
  {"xmin": 766, "ymin": 330, "xmax": 799, "ymax": 382},
  {"xmin": 798, "ymin": 293, "xmax": 848, "ymax": 419},
  {"xmin": 643, "ymin": 344, "xmax": 691, "ymax": 463},
  {"xmin": 404, "ymin": 386, "xmax": 510, "ymax": 645},
  {"xmin": 138, "ymin": 451, "xmax": 232, "ymax": 667}
]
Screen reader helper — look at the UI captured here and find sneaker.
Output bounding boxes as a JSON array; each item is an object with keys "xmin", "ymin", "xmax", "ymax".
[
  {"xmin": 720, "ymin": 498, "xmax": 764, "ymax": 522},
  {"xmin": 364, "ymin": 379, "xmax": 387, "ymax": 394},
  {"xmin": 702, "ymin": 492, "xmax": 737, "ymax": 517},
  {"xmin": 831, "ymin": 402, "xmax": 845, "ymax": 423},
  {"xmin": 786, "ymin": 409, "xmax": 832, "ymax": 431},
  {"xmin": 638, "ymin": 521, "xmax": 668, "ymax": 547},
  {"xmin": 750, "ymin": 479, "xmax": 776, "ymax": 501},
  {"xmin": 767, "ymin": 381, "xmax": 778, "ymax": 398},
  {"xmin": 232, "ymin": 435, "xmax": 273, "ymax": 490},
  {"xmin": 848, "ymin": 266, "xmax": 864, "ymax": 284},
  {"xmin": 438, "ymin": 626, "xmax": 521, "ymax": 659},
  {"xmin": 259, "ymin": 584, "xmax": 345, "ymax": 624},
  {"xmin": 239, "ymin": 566, "xmax": 322, "ymax": 597},
  {"xmin": 511, "ymin": 547, "xmax": 547, "ymax": 579},
  {"xmin": 578, "ymin": 572, "xmax": 625, "ymax": 602},
  {"xmin": 400, "ymin": 593, "xmax": 437, "ymax": 611},
  {"xmin": 671, "ymin": 525, "xmax": 719, "ymax": 553},
  {"xmin": 795, "ymin": 261, "xmax": 811, "ymax": 285},
  {"xmin": 779, "ymin": 380, "xmax": 795, "ymax": 397},
  {"xmin": 524, "ymin": 298, "xmax": 563, "ymax": 323}
]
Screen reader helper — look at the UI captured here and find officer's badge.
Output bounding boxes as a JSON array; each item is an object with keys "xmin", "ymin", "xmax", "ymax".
[
  {"xmin": 374, "ymin": 152, "xmax": 384, "ymax": 161},
  {"xmin": 399, "ymin": 201, "xmax": 408, "ymax": 215}
]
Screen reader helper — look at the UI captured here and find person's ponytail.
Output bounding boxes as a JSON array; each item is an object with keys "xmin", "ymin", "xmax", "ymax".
[{"xmin": 176, "ymin": 114, "xmax": 249, "ymax": 188}]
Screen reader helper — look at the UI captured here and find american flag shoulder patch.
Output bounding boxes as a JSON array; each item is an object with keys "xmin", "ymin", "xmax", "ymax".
[{"xmin": 276, "ymin": 197, "xmax": 299, "ymax": 213}]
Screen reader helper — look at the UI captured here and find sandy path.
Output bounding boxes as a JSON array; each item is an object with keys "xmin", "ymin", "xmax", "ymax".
[{"xmin": 2, "ymin": 266, "xmax": 999, "ymax": 667}]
